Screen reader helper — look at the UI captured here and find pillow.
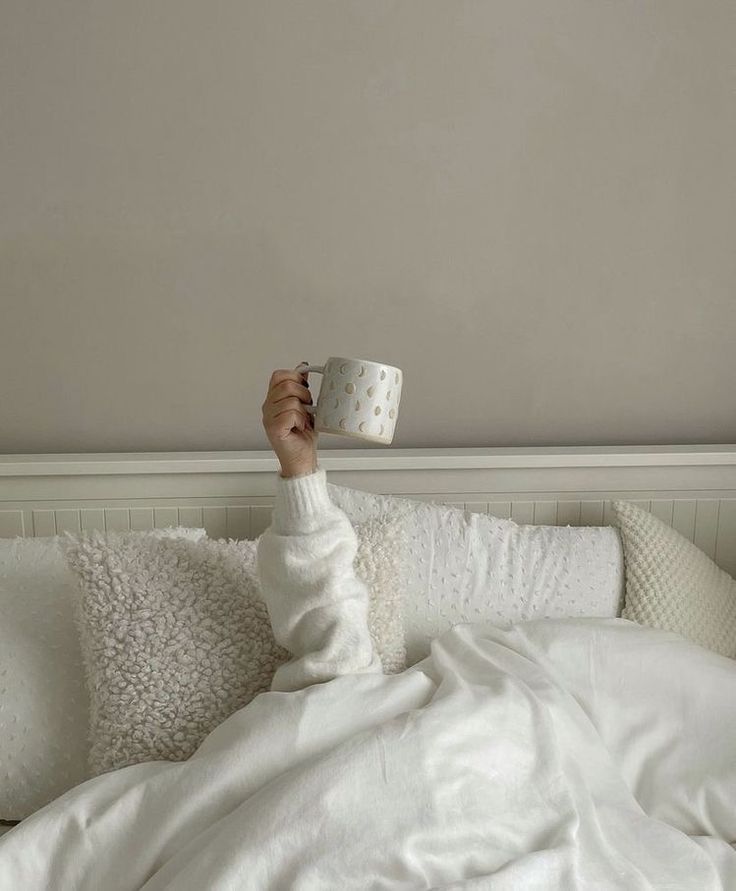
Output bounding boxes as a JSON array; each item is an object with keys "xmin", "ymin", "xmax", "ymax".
[
  {"xmin": 327, "ymin": 482, "xmax": 625, "ymax": 665},
  {"xmin": 354, "ymin": 513, "xmax": 408, "ymax": 675},
  {"xmin": 0, "ymin": 528, "xmax": 206, "ymax": 821},
  {"xmin": 62, "ymin": 532, "xmax": 286, "ymax": 777},
  {"xmin": 61, "ymin": 513, "xmax": 407, "ymax": 777},
  {"xmin": 612, "ymin": 500, "xmax": 736, "ymax": 658}
]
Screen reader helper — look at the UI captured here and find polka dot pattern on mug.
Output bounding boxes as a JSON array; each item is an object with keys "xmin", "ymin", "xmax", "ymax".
[{"xmin": 314, "ymin": 357, "xmax": 402, "ymax": 443}]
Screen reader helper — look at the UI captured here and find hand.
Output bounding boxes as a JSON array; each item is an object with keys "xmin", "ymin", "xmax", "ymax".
[{"xmin": 261, "ymin": 362, "xmax": 318, "ymax": 478}]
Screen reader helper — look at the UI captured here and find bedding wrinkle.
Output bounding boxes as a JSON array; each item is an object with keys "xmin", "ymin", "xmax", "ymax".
[{"xmin": 376, "ymin": 727, "xmax": 389, "ymax": 785}]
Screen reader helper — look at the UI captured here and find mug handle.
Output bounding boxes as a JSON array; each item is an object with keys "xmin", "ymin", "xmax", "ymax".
[{"xmin": 296, "ymin": 364, "xmax": 324, "ymax": 414}]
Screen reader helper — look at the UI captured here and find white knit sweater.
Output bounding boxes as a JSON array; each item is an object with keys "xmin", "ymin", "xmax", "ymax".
[{"xmin": 255, "ymin": 464, "xmax": 384, "ymax": 693}]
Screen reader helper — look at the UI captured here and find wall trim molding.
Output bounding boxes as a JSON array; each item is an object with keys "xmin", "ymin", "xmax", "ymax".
[{"xmin": 2, "ymin": 445, "xmax": 736, "ymax": 477}]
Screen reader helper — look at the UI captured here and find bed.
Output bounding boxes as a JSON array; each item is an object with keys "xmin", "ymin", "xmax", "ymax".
[{"xmin": 0, "ymin": 446, "xmax": 735, "ymax": 887}]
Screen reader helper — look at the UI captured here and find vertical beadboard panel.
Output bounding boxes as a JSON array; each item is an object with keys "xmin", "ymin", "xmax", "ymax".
[
  {"xmin": 250, "ymin": 506, "xmax": 273, "ymax": 538},
  {"xmin": 487, "ymin": 501, "xmax": 512, "ymax": 519},
  {"xmin": 55, "ymin": 510, "xmax": 81, "ymax": 534},
  {"xmin": 104, "ymin": 509, "xmax": 130, "ymax": 532},
  {"xmin": 650, "ymin": 500, "xmax": 674, "ymax": 526},
  {"xmin": 226, "ymin": 507, "xmax": 250, "ymax": 540},
  {"xmin": 556, "ymin": 501, "xmax": 581, "ymax": 526},
  {"xmin": 672, "ymin": 500, "xmax": 697, "ymax": 541},
  {"xmin": 1, "ymin": 493, "xmax": 734, "ymax": 582},
  {"xmin": 178, "ymin": 507, "xmax": 203, "ymax": 529},
  {"xmin": 511, "ymin": 501, "xmax": 535, "ymax": 524},
  {"xmin": 154, "ymin": 508, "xmax": 179, "ymax": 529},
  {"xmin": 533, "ymin": 501, "xmax": 557, "ymax": 525},
  {"xmin": 694, "ymin": 500, "xmax": 720, "ymax": 560},
  {"xmin": 202, "ymin": 507, "xmax": 227, "ymax": 539},
  {"xmin": 579, "ymin": 501, "xmax": 604, "ymax": 526},
  {"xmin": 80, "ymin": 509, "xmax": 105, "ymax": 532},
  {"xmin": 32, "ymin": 510, "xmax": 56, "ymax": 537},
  {"xmin": 602, "ymin": 501, "xmax": 616, "ymax": 526},
  {"xmin": 0, "ymin": 510, "xmax": 24, "ymax": 537},
  {"xmin": 129, "ymin": 508, "xmax": 154, "ymax": 531},
  {"xmin": 715, "ymin": 499, "xmax": 736, "ymax": 578}
]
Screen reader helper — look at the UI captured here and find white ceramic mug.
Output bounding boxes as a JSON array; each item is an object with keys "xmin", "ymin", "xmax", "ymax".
[{"xmin": 299, "ymin": 357, "xmax": 403, "ymax": 444}]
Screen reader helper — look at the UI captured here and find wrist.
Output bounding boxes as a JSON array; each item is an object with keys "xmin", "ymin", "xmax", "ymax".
[{"xmin": 279, "ymin": 459, "xmax": 318, "ymax": 479}]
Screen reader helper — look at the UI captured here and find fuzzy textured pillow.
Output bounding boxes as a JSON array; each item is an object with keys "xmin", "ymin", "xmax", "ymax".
[
  {"xmin": 353, "ymin": 512, "xmax": 408, "ymax": 675},
  {"xmin": 62, "ymin": 532, "xmax": 286, "ymax": 776},
  {"xmin": 62, "ymin": 515, "xmax": 407, "ymax": 777},
  {"xmin": 612, "ymin": 500, "xmax": 736, "ymax": 658}
]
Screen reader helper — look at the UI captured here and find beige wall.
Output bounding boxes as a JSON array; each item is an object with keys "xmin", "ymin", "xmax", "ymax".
[{"xmin": 2, "ymin": 1, "xmax": 734, "ymax": 453}]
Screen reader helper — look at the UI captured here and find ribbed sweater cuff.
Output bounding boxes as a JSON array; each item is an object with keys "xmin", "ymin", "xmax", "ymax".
[{"xmin": 272, "ymin": 465, "xmax": 336, "ymax": 531}]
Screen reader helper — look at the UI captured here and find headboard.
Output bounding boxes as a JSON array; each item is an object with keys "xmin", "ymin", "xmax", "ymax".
[{"xmin": 1, "ymin": 446, "xmax": 735, "ymax": 576}]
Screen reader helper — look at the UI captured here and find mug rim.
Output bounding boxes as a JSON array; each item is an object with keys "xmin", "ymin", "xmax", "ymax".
[{"xmin": 326, "ymin": 356, "xmax": 402, "ymax": 374}]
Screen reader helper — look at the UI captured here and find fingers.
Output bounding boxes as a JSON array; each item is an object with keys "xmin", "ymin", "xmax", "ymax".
[
  {"xmin": 262, "ymin": 367, "xmax": 316, "ymax": 440},
  {"xmin": 268, "ymin": 368, "xmax": 308, "ymax": 391},
  {"xmin": 265, "ymin": 395, "xmax": 307, "ymax": 419},
  {"xmin": 262, "ymin": 390, "xmax": 312, "ymax": 434},
  {"xmin": 265, "ymin": 369, "xmax": 311, "ymax": 401},
  {"xmin": 262, "ymin": 393, "xmax": 313, "ymax": 438},
  {"xmin": 273, "ymin": 409, "xmax": 309, "ymax": 440},
  {"xmin": 267, "ymin": 379, "xmax": 312, "ymax": 407}
]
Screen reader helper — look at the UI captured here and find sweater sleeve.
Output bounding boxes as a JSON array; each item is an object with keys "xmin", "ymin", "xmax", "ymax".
[{"xmin": 255, "ymin": 464, "xmax": 384, "ymax": 693}]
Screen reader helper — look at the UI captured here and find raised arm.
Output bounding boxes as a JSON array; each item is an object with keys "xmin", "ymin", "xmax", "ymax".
[
  {"xmin": 256, "ymin": 465, "xmax": 383, "ymax": 692},
  {"xmin": 256, "ymin": 362, "xmax": 382, "ymax": 692}
]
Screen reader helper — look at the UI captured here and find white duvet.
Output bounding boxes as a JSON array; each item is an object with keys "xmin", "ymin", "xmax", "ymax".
[{"xmin": 1, "ymin": 617, "xmax": 735, "ymax": 890}]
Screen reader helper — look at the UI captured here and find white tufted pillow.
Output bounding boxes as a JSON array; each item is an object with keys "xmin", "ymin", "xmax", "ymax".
[
  {"xmin": 0, "ymin": 528, "xmax": 205, "ymax": 821},
  {"xmin": 327, "ymin": 483, "xmax": 625, "ymax": 665},
  {"xmin": 613, "ymin": 500, "xmax": 736, "ymax": 658},
  {"xmin": 61, "ymin": 515, "xmax": 407, "ymax": 778}
]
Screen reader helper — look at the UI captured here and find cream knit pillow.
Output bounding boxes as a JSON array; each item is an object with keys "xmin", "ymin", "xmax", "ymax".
[{"xmin": 612, "ymin": 500, "xmax": 736, "ymax": 658}]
